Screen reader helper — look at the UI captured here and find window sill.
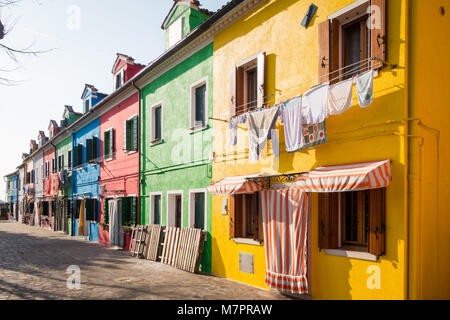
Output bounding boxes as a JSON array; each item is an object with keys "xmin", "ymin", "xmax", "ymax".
[
  {"xmin": 189, "ymin": 124, "xmax": 209, "ymax": 134},
  {"xmin": 125, "ymin": 150, "xmax": 137, "ymax": 156},
  {"xmin": 232, "ymin": 238, "xmax": 262, "ymax": 246},
  {"xmin": 105, "ymin": 157, "xmax": 114, "ymax": 162},
  {"xmin": 150, "ymin": 139, "xmax": 164, "ymax": 147},
  {"xmin": 324, "ymin": 248, "xmax": 378, "ymax": 262}
]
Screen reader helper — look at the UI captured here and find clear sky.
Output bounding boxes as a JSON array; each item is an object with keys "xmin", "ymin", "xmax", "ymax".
[{"xmin": 0, "ymin": 0, "xmax": 227, "ymax": 201}]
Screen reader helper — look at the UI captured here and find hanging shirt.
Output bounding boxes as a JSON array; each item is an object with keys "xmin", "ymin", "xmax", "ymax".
[
  {"xmin": 327, "ymin": 78, "xmax": 354, "ymax": 115},
  {"xmin": 356, "ymin": 69, "xmax": 374, "ymax": 107},
  {"xmin": 302, "ymin": 83, "xmax": 329, "ymax": 124},
  {"xmin": 229, "ymin": 114, "xmax": 247, "ymax": 146},
  {"xmin": 280, "ymin": 96, "xmax": 304, "ymax": 152},
  {"xmin": 247, "ymin": 106, "xmax": 280, "ymax": 162},
  {"xmin": 298, "ymin": 121, "xmax": 327, "ymax": 151}
]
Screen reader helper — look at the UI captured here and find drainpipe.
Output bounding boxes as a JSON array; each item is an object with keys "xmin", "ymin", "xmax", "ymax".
[
  {"xmin": 404, "ymin": 0, "xmax": 411, "ymax": 301},
  {"xmin": 132, "ymin": 80, "xmax": 141, "ymax": 225}
]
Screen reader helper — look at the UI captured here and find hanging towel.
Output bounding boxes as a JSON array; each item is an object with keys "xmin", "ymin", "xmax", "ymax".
[
  {"xmin": 356, "ymin": 69, "xmax": 374, "ymax": 107},
  {"xmin": 299, "ymin": 121, "xmax": 327, "ymax": 151},
  {"xmin": 327, "ymin": 78, "xmax": 354, "ymax": 115},
  {"xmin": 247, "ymin": 106, "xmax": 280, "ymax": 162},
  {"xmin": 260, "ymin": 189, "xmax": 311, "ymax": 294},
  {"xmin": 280, "ymin": 96, "xmax": 304, "ymax": 152},
  {"xmin": 77, "ymin": 199, "xmax": 86, "ymax": 237},
  {"xmin": 109, "ymin": 200, "xmax": 119, "ymax": 246},
  {"xmin": 229, "ymin": 114, "xmax": 247, "ymax": 146},
  {"xmin": 302, "ymin": 83, "xmax": 329, "ymax": 124}
]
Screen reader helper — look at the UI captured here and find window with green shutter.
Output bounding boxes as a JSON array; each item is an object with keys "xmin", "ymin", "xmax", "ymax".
[
  {"xmin": 104, "ymin": 131, "xmax": 111, "ymax": 158},
  {"xmin": 121, "ymin": 197, "xmax": 131, "ymax": 226},
  {"xmin": 131, "ymin": 196, "xmax": 137, "ymax": 226},
  {"xmin": 103, "ymin": 198, "xmax": 109, "ymax": 224},
  {"xmin": 125, "ymin": 120, "xmax": 132, "ymax": 152}
]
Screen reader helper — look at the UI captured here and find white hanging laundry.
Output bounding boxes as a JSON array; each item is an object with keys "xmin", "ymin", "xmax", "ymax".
[
  {"xmin": 280, "ymin": 95, "xmax": 304, "ymax": 152},
  {"xmin": 327, "ymin": 78, "xmax": 354, "ymax": 115},
  {"xmin": 229, "ymin": 114, "xmax": 247, "ymax": 146},
  {"xmin": 302, "ymin": 83, "xmax": 329, "ymax": 124},
  {"xmin": 356, "ymin": 69, "xmax": 374, "ymax": 108},
  {"xmin": 247, "ymin": 106, "xmax": 280, "ymax": 162}
]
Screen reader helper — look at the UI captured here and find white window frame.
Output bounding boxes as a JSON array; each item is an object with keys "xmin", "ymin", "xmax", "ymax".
[
  {"xmin": 188, "ymin": 189, "xmax": 207, "ymax": 230},
  {"xmin": 189, "ymin": 76, "xmax": 209, "ymax": 132},
  {"xmin": 150, "ymin": 102, "xmax": 163, "ymax": 145},
  {"xmin": 149, "ymin": 192, "xmax": 163, "ymax": 225},
  {"xmin": 166, "ymin": 190, "xmax": 183, "ymax": 228},
  {"xmin": 114, "ymin": 68, "xmax": 125, "ymax": 90},
  {"xmin": 328, "ymin": 0, "xmax": 379, "ymax": 81}
]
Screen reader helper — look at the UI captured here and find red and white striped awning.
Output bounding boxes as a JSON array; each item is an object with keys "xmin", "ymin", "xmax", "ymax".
[
  {"xmin": 207, "ymin": 173, "xmax": 266, "ymax": 196},
  {"xmin": 294, "ymin": 159, "xmax": 391, "ymax": 192}
]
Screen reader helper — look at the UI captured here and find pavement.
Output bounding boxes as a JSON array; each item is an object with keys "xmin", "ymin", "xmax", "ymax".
[{"xmin": 0, "ymin": 221, "xmax": 290, "ymax": 300}]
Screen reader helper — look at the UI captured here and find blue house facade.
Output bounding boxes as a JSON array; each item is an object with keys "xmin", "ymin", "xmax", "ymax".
[{"xmin": 72, "ymin": 85, "xmax": 106, "ymax": 242}]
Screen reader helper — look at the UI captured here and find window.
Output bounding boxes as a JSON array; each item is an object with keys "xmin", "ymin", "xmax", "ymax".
[
  {"xmin": 86, "ymin": 137, "xmax": 99, "ymax": 162},
  {"xmin": 84, "ymin": 99, "xmax": 90, "ymax": 113},
  {"xmin": 318, "ymin": 0, "xmax": 386, "ymax": 84},
  {"xmin": 103, "ymin": 129, "xmax": 115, "ymax": 159},
  {"xmin": 45, "ymin": 161, "xmax": 49, "ymax": 178},
  {"xmin": 85, "ymin": 198, "xmax": 98, "ymax": 222},
  {"xmin": 230, "ymin": 52, "xmax": 265, "ymax": 117},
  {"xmin": 189, "ymin": 190, "xmax": 206, "ymax": 230},
  {"xmin": 229, "ymin": 193, "xmax": 260, "ymax": 241},
  {"xmin": 190, "ymin": 78, "xmax": 208, "ymax": 129},
  {"xmin": 73, "ymin": 144, "xmax": 83, "ymax": 167},
  {"xmin": 150, "ymin": 193, "xmax": 162, "ymax": 225},
  {"xmin": 121, "ymin": 196, "xmax": 137, "ymax": 227},
  {"xmin": 124, "ymin": 116, "xmax": 138, "ymax": 152},
  {"xmin": 115, "ymin": 69, "xmax": 124, "ymax": 90},
  {"xmin": 318, "ymin": 188, "xmax": 386, "ymax": 256},
  {"xmin": 58, "ymin": 155, "xmax": 64, "ymax": 172},
  {"xmin": 51, "ymin": 158, "xmax": 56, "ymax": 173},
  {"xmin": 151, "ymin": 104, "xmax": 162, "ymax": 143},
  {"xmin": 68, "ymin": 150, "xmax": 72, "ymax": 169}
]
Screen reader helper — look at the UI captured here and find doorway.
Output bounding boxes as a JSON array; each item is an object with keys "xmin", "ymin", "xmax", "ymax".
[{"xmin": 167, "ymin": 191, "xmax": 183, "ymax": 228}]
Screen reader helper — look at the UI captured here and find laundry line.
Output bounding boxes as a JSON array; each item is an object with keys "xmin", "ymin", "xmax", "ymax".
[{"xmin": 210, "ymin": 57, "xmax": 383, "ymax": 122}]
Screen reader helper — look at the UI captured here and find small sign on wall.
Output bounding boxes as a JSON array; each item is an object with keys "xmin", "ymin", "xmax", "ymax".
[{"xmin": 222, "ymin": 197, "xmax": 228, "ymax": 215}]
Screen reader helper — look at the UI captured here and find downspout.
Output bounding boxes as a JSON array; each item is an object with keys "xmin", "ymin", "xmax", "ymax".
[
  {"xmin": 132, "ymin": 81, "xmax": 141, "ymax": 225},
  {"xmin": 404, "ymin": 0, "xmax": 411, "ymax": 301}
]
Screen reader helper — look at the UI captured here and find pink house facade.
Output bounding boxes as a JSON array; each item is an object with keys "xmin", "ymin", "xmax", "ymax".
[{"xmin": 98, "ymin": 54, "xmax": 143, "ymax": 247}]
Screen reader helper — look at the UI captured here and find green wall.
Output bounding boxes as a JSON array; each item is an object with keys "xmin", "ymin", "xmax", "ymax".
[
  {"xmin": 141, "ymin": 43, "xmax": 213, "ymax": 272},
  {"xmin": 56, "ymin": 135, "xmax": 73, "ymax": 198}
]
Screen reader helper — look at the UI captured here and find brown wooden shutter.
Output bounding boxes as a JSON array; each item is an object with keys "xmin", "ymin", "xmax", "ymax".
[
  {"xmin": 370, "ymin": 0, "xmax": 386, "ymax": 69},
  {"xmin": 318, "ymin": 193, "xmax": 339, "ymax": 249},
  {"xmin": 236, "ymin": 67, "xmax": 245, "ymax": 113},
  {"xmin": 229, "ymin": 68, "xmax": 237, "ymax": 118},
  {"xmin": 257, "ymin": 52, "xmax": 266, "ymax": 109},
  {"xmin": 369, "ymin": 188, "xmax": 386, "ymax": 256},
  {"xmin": 330, "ymin": 19, "xmax": 340, "ymax": 84},
  {"xmin": 318, "ymin": 20, "xmax": 331, "ymax": 83},
  {"xmin": 228, "ymin": 195, "xmax": 236, "ymax": 238}
]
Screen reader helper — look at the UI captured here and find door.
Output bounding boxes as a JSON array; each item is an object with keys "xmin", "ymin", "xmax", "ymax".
[{"xmin": 175, "ymin": 195, "xmax": 182, "ymax": 228}]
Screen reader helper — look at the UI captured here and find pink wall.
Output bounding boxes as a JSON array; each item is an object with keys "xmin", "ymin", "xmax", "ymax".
[
  {"xmin": 43, "ymin": 148, "xmax": 55, "ymax": 198},
  {"xmin": 99, "ymin": 92, "xmax": 139, "ymax": 246}
]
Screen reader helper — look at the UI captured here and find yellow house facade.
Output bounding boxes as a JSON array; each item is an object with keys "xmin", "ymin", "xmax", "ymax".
[{"xmin": 209, "ymin": 0, "xmax": 450, "ymax": 300}]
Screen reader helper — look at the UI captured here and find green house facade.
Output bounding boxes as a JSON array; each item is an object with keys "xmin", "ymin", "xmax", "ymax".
[{"xmin": 140, "ymin": 1, "xmax": 213, "ymax": 272}]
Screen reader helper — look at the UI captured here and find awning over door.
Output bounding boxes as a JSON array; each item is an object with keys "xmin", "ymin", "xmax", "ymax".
[
  {"xmin": 207, "ymin": 173, "xmax": 266, "ymax": 196},
  {"xmin": 294, "ymin": 159, "xmax": 391, "ymax": 192}
]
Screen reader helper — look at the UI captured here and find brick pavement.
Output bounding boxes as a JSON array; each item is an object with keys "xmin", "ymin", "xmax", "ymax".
[{"xmin": 0, "ymin": 221, "xmax": 290, "ymax": 300}]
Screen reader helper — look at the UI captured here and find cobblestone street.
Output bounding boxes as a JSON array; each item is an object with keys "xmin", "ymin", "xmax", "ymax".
[{"xmin": 0, "ymin": 221, "xmax": 289, "ymax": 300}]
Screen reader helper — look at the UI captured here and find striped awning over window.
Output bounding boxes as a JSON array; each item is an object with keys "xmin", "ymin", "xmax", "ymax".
[
  {"xmin": 294, "ymin": 159, "xmax": 391, "ymax": 192},
  {"xmin": 207, "ymin": 173, "xmax": 266, "ymax": 196}
]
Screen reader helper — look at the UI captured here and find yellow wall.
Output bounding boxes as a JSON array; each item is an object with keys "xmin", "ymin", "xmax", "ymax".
[
  {"xmin": 409, "ymin": 0, "xmax": 450, "ymax": 299},
  {"xmin": 212, "ymin": 0, "xmax": 408, "ymax": 299}
]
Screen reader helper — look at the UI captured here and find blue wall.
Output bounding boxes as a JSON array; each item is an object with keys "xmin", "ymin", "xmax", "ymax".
[{"xmin": 72, "ymin": 118, "xmax": 100, "ymax": 242}]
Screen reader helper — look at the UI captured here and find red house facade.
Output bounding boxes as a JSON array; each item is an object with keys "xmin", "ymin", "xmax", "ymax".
[{"xmin": 98, "ymin": 54, "xmax": 144, "ymax": 248}]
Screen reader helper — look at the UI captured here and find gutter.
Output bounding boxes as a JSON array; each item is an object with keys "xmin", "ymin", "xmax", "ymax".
[{"xmin": 132, "ymin": 80, "xmax": 141, "ymax": 225}]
